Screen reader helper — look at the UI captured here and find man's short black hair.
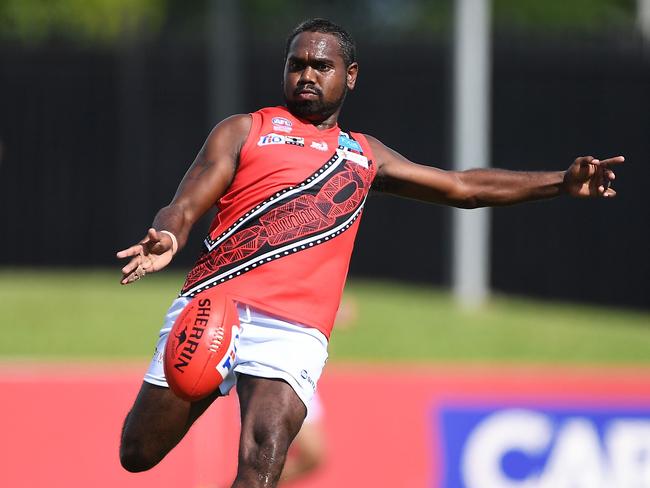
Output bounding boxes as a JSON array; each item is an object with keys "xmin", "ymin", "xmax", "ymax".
[{"xmin": 285, "ymin": 18, "xmax": 356, "ymax": 67}]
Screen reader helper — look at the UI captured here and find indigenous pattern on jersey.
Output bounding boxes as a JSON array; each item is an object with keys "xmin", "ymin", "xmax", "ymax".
[{"xmin": 180, "ymin": 106, "xmax": 376, "ymax": 338}]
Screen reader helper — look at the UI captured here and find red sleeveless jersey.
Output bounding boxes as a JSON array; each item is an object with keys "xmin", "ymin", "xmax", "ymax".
[{"xmin": 180, "ymin": 106, "xmax": 376, "ymax": 338}]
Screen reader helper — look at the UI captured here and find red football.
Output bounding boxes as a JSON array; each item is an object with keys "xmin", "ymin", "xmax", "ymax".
[{"xmin": 164, "ymin": 291, "xmax": 240, "ymax": 401}]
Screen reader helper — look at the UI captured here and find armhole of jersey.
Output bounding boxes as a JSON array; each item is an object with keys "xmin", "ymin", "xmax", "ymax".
[
  {"xmin": 351, "ymin": 131, "xmax": 378, "ymax": 181},
  {"xmin": 239, "ymin": 111, "xmax": 262, "ymax": 161}
]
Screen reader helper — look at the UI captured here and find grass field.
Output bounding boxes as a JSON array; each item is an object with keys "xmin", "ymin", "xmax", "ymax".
[{"xmin": 1, "ymin": 268, "xmax": 648, "ymax": 363}]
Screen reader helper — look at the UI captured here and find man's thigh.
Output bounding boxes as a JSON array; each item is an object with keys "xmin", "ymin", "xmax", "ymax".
[
  {"xmin": 238, "ymin": 374, "xmax": 307, "ymax": 433},
  {"xmin": 233, "ymin": 374, "xmax": 307, "ymax": 486}
]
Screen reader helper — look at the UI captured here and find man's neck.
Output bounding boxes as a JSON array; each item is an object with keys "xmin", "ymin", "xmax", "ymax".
[{"xmin": 286, "ymin": 106, "xmax": 341, "ymax": 131}]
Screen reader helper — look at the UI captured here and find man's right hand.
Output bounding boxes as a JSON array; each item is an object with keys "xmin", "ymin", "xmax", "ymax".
[
  {"xmin": 116, "ymin": 114, "xmax": 251, "ymax": 286},
  {"xmin": 117, "ymin": 228, "xmax": 176, "ymax": 285}
]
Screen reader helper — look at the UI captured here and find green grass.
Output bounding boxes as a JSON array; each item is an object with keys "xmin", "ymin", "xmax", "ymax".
[
  {"xmin": 0, "ymin": 269, "xmax": 648, "ymax": 363},
  {"xmin": 0, "ymin": 268, "xmax": 181, "ymax": 360},
  {"xmin": 329, "ymin": 281, "xmax": 650, "ymax": 364}
]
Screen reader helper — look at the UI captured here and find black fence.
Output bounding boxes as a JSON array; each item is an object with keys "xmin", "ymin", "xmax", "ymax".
[{"xmin": 1, "ymin": 35, "xmax": 648, "ymax": 309}]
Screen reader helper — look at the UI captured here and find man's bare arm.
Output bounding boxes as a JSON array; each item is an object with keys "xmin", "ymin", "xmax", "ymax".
[
  {"xmin": 117, "ymin": 114, "xmax": 252, "ymax": 284},
  {"xmin": 368, "ymin": 136, "xmax": 623, "ymax": 208}
]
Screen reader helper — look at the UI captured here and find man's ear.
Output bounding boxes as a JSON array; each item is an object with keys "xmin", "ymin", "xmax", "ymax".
[{"xmin": 346, "ymin": 63, "xmax": 359, "ymax": 90}]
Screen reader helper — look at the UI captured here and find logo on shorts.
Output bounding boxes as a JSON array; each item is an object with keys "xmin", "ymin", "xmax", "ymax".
[
  {"xmin": 152, "ymin": 346, "xmax": 163, "ymax": 364},
  {"xmin": 301, "ymin": 369, "xmax": 316, "ymax": 391},
  {"xmin": 217, "ymin": 326, "xmax": 240, "ymax": 378}
]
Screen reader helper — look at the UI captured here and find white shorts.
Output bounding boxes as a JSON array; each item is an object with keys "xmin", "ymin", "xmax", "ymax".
[
  {"xmin": 144, "ymin": 297, "xmax": 329, "ymax": 411},
  {"xmin": 304, "ymin": 391, "xmax": 323, "ymax": 424}
]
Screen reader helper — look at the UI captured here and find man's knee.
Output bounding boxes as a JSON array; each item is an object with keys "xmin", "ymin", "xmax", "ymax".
[
  {"xmin": 119, "ymin": 413, "xmax": 161, "ymax": 473},
  {"xmin": 237, "ymin": 429, "xmax": 292, "ymax": 484},
  {"xmin": 242, "ymin": 428, "xmax": 291, "ymax": 463},
  {"xmin": 118, "ymin": 382, "xmax": 218, "ymax": 473},
  {"xmin": 120, "ymin": 441, "xmax": 154, "ymax": 473},
  {"xmin": 234, "ymin": 376, "xmax": 307, "ymax": 486}
]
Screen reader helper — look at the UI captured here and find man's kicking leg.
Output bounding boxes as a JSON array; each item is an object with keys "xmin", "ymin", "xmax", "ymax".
[
  {"xmin": 233, "ymin": 374, "xmax": 307, "ymax": 488},
  {"xmin": 119, "ymin": 382, "xmax": 220, "ymax": 472}
]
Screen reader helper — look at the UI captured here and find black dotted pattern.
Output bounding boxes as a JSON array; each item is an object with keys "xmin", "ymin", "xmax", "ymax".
[
  {"xmin": 182, "ymin": 201, "xmax": 365, "ymax": 298},
  {"xmin": 204, "ymin": 150, "xmax": 342, "ymax": 250}
]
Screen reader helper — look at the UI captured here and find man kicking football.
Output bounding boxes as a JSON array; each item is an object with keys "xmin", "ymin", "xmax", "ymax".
[{"xmin": 117, "ymin": 18, "xmax": 623, "ymax": 488}]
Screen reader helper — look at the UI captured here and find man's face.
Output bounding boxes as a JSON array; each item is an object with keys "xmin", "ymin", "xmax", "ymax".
[{"xmin": 283, "ymin": 31, "xmax": 357, "ymax": 123}]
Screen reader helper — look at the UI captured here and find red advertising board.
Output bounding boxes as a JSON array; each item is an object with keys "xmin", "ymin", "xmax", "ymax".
[{"xmin": 1, "ymin": 363, "xmax": 650, "ymax": 487}]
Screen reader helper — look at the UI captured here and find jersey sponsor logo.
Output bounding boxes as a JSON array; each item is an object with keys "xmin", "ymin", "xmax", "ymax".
[
  {"xmin": 272, "ymin": 117, "xmax": 293, "ymax": 133},
  {"xmin": 258, "ymin": 133, "xmax": 285, "ymax": 146},
  {"xmin": 285, "ymin": 135, "xmax": 305, "ymax": 146},
  {"xmin": 310, "ymin": 140, "xmax": 329, "ymax": 151},
  {"xmin": 338, "ymin": 132, "xmax": 363, "ymax": 153},
  {"xmin": 438, "ymin": 404, "xmax": 650, "ymax": 488},
  {"xmin": 337, "ymin": 148, "xmax": 368, "ymax": 168},
  {"xmin": 258, "ymin": 133, "xmax": 304, "ymax": 147}
]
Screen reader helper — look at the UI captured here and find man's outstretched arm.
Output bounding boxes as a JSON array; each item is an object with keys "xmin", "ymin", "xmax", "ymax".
[
  {"xmin": 116, "ymin": 114, "xmax": 252, "ymax": 284},
  {"xmin": 367, "ymin": 135, "xmax": 623, "ymax": 208}
]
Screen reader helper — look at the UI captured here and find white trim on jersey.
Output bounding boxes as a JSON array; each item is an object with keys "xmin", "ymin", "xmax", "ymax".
[
  {"xmin": 204, "ymin": 151, "xmax": 346, "ymax": 253},
  {"xmin": 181, "ymin": 195, "xmax": 367, "ymax": 297}
]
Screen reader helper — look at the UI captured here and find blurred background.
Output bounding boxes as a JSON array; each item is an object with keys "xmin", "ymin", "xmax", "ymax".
[{"xmin": 0, "ymin": 0, "xmax": 649, "ymax": 487}]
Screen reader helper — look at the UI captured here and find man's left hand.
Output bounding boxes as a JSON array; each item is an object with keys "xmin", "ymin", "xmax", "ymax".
[{"xmin": 563, "ymin": 155, "xmax": 624, "ymax": 198}]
